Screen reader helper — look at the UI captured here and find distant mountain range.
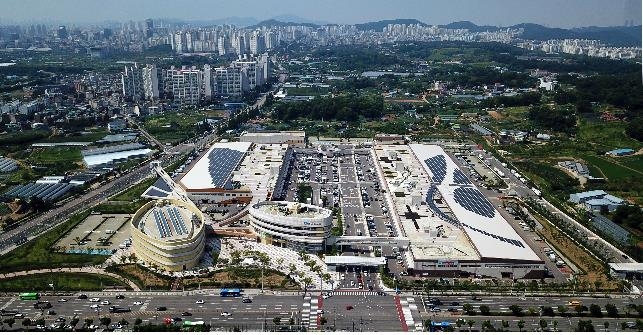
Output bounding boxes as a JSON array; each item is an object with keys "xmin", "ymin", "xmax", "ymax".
[
  {"xmin": 157, "ymin": 16, "xmax": 640, "ymax": 47},
  {"xmin": 253, "ymin": 18, "xmax": 640, "ymax": 47}
]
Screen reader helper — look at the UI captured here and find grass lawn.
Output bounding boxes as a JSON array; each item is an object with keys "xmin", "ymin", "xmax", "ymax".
[
  {"xmin": 582, "ymin": 154, "xmax": 640, "ymax": 180},
  {"xmin": 578, "ymin": 120, "xmax": 642, "ymax": 152},
  {"xmin": 0, "ymin": 273, "xmax": 127, "ymax": 292},
  {"xmin": 0, "ymin": 210, "xmax": 107, "ymax": 273},
  {"xmin": 29, "ymin": 147, "xmax": 82, "ymax": 164},
  {"xmin": 95, "ymin": 200, "xmax": 148, "ymax": 214},
  {"xmin": 143, "ymin": 110, "xmax": 212, "ymax": 144},
  {"xmin": 111, "ymin": 178, "xmax": 156, "ymax": 202},
  {"xmin": 619, "ymin": 155, "xmax": 643, "ymax": 174}
]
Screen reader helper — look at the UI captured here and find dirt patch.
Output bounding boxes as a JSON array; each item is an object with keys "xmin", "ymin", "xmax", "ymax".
[
  {"xmin": 536, "ymin": 215, "xmax": 617, "ymax": 291},
  {"xmin": 488, "ymin": 110, "xmax": 503, "ymax": 120}
]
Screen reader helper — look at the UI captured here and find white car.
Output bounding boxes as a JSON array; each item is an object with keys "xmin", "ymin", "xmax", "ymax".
[
  {"xmin": 88, "ymin": 298, "xmax": 100, "ymax": 302},
  {"xmin": 90, "ymin": 304, "xmax": 100, "ymax": 309},
  {"xmin": 57, "ymin": 299, "xmax": 68, "ymax": 302},
  {"xmin": 133, "ymin": 301, "xmax": 144, "ymax": 305},
  {"xmin": 220, "ymin": 312, "xmax": 231, "ymax": 317},
  {"xmin": 195, "ymin": 300, "xmax": 205, "ymax": 304},
  {"xmin": 101, "ymin": 300, "xmax": 110, "ymax": 305}
]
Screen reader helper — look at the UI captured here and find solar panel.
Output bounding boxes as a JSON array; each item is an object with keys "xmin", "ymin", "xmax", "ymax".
[
  {"xmin": 424, "ymin": 155, "xmax": 447, "ymax": 184},
  {"xmin": 207, "ymin": 148, "xmax": 245, "ymax": 189},
  {"xmin": 452, "ymin": 170, "xmax": 471, "ymax": 185},
  {"xmin": 152, "ymin": 178, "xmax": 172, "ymax": 193},
  {"xmin": 453, "ymin": 187, "xmax": 496, "ymax": 218},
  {"xmin": 145, "ymin": 188, "xmax": 170, "ymax": 198}
]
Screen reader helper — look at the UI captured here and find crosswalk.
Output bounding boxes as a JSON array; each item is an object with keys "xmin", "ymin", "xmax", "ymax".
[
  {"xmin": 300, "ymin": 295, "xmax": 320, "ymax": 331},
  {"xmin": 331, "ymin": 290, "xmax": 381, "ymax": 296}
]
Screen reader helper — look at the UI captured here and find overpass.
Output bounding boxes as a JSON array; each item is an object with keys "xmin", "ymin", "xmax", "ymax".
[{"xmin": 331, "ymin": 236, "xmax": 410, "ymax": 247}]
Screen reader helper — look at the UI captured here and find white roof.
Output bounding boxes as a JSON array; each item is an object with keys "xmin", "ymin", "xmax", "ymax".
[
  {"xmin": 179, "ymin": 142, "xmax": 252, "ymax": 190},
  {"xmin": 609, "ymin": 263, "xmax": 643, "ymax": 272},
  {"xmin": 324, "ymin": 256, "xmax": 386, "ymax": 266},
  {"xmin": 410, "ymin": 144, "xmax": 541, "ymax": 262}
]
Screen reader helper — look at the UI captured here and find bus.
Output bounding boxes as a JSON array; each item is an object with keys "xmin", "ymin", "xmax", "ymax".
[
  {"xmin": 183, "ymin": 321, "xmax": 205, "ymax": 328},
  {"xmin": 19, "ymin": 293, "xmax": 40, "ymax": 301},
  {"xmin": 219, "ymin": 288, "xmax": 242, "ymax": 297}
]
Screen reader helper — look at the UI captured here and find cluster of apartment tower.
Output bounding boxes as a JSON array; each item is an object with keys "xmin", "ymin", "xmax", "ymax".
[{"xmin": 121, "ymin": 53, "xmax": 270, "ymax": 105}]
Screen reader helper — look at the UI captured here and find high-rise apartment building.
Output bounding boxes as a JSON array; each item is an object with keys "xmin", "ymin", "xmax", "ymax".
[
  {"xmin": 142, "ymin": 64, "xmax": 162, "ymax": 100},
  {"xmin": 121, "ymin": 63, "xmax": 144, "ymax": 101},
  {"xmin": 167, "ymin": 66, "xmax": 202, "ymax": 105},
  {"xmin": 215, "ymin": 66, "xmax": 244, "ymax": 96}
]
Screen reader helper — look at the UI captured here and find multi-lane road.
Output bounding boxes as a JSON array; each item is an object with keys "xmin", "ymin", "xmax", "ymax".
[{"xmin": 1, "ymin": 292, "xmax": 640, "ymax": 332}]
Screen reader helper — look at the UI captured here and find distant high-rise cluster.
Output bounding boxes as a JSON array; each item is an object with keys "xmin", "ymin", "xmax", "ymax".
[{"xmin": 120, "ymin": 53, "xmax": 271, "ymax": 105}]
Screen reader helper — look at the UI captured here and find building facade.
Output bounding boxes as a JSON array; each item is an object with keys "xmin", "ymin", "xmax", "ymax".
[
  {"xmin": 249, "ymin": 201, "xmax": 333, "ymax": 252},
  {"xmin": 130, "ymin": 199, "xmax": 206, "ymax": 272}
]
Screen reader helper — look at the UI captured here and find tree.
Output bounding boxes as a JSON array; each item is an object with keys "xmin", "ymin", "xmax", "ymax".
[
  {"xmin": 575, "ymin": 304, "xmax": 586, "ymax": 316},
  {"xmin": 576, "ymin": 319, "xmax": 595, "ymax": 332},
  {"xmin": 501, "ymin": 320, "xmax": 509, "ymax": 331},
  {"xmin": 605, "ymin": 304, "xmax": 619, "ymax": 318},
  {"xmin": 84, "ymin": 318, "xmax": 94, "ymax": 328},
  {"xmin": 22, "ymin": 318, "xmax": 31, "ymax": 330},
  {"xmin": 557, "ymin": 305, "xmax": 568, "ymax": 316},
  {"xmin": 70, "ymin": 318, "xmax": 79, "ymax": 329},
  {"xmin": 320, "ymin": 317, "xmax": 327, "ymax": 325},
  {"xmin": 482, "ymin": 320, "xmax": 494, "ymax": 331},
  {"xmin": 134, "ymin": 318, "xmax": 142, "ymax": 326},
  {"xmin": 539, "ymin": 319, "xmax": 547, "ymax": 330},
  {"xmin": 455, "ymin": 318, "xmax": 465, "ymax": 330},
  {"xmin": 541, "ymin": 306, "xmax": 555, "ymax": 317},
  {"xmin": 552, "ymin": 320, "xmax": 558, "ymax": 331},
  {"xmin": 4, "ymin": 318, "xmax": 15, "ymax": 329},
  {"xmin": 99, "ymin": 317, "xmax": 111, "ymax": 330},
  {"xmin": 604, "ymin": 321, "xmax": 610, "ymax": 331},
  {"xmin": 621, "ymin": 322, "xmax": 628, "ymax": 330},
  {"xmin": 467, "ymin": 319, "xmax": 475, "ymax": 331},
  {"xmin": 120, "ymin": 318, "xmax": 129, "ymax": 329},
  {"xmin": 273, "ymin": 317, "xmax": 281, "ymax": 325},
  {"xmin": 517, "ymin": 320, "xmax": 525, "ymax": 332},
  {"xmin": 479, "ymin": 305, "xmax": 490, "ymax": 316},
  {"xmin": 463, "ymin": 303, "xmax": 475, "ymax": 315},
  {"xmin": 509, "ymin": 304, "xmax": 523, "ymax": 316},
  {"xmin": 589, "ymin": 304, "xmax": 603, "ymax": 318}
]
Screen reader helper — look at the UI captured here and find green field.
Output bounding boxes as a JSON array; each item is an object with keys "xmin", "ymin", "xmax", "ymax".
[
  {"xmin": 29, "ymin": 147, "xmax": 82, "ymax": 163},
  {"xmin": 143, "ymin": 110, "xmax": 214, "ymax": 145},
  {"xmin": 111, "ymin": 177, "xmax": 156, "ymax": 202},
  {"xmin": 582, "ymin": 154, "xmax": 641, "ymax": 180},
  {"xmin": 0, "ymin": 273, "xmax": 127, "ymax": 292},
  {"xmin": 578, "ymin": 121, "xmax": 642, "ymax": 152},
  {"xmin": 0, "ymin": 210, "xmax": 107, "ymax": 273},
  {"xmin": 286, "ymin": 86, "xmax": 329, "ymax": 96}
]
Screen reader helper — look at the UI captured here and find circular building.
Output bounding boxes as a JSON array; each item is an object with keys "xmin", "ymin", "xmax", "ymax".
[
  {"xmin": 130, "ymin": 199, "xmax": 206, "ymax": 272},
  {"xmin": 249, "ymin": 201, "xmax": 333, "ymax": 252}
]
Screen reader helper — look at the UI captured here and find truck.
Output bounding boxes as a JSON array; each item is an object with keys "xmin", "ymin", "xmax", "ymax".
[
  {"xmin": 109, "ymin": 306, "xmax": 131, "ymax": 313},
  {"xmin": 531, "ymin": 188, "xmax": 542, "ymax": 197}
]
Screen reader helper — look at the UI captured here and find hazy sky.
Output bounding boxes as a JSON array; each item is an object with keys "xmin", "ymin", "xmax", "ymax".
[{"xmin": 0, "ymin": 0, "xmax": 640, "ymax": 28}]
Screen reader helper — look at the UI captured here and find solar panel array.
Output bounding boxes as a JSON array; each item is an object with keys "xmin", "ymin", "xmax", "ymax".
[
  {"xmin": 461, "ymin": 222, "xmax": 526, "ymax": 248},
  {"xmin": 153, "ymin": 178, "xmax": 172, "ymax": 193},
  {"xmin": 166, "ymin": 207, "xmax": 188, "ymax": 235},
  {"xmin": 152, "ymin": 209, "xmax": 172, "ymax": 238},
  {"xmin": 207, "ymin": 148, "xmax": 245, "ymax": 189},
  {"xmin": 0, "ymin": 158, "xmax": 18, "ymax": 173},
  {"xmin": 425, "ymin": 186, "xmax": 460, "ymax": 227},
  {"xmin": 144, "ymin": 188, "xmax": 170, "ymax": 198},
  {"xmin": 424, "ymin": 155, "xmax": 447, "ymax": 184},
  {"xmin": 453, "ymin": 187, "xmax": 496, "ymax": 218},
  {"xmin": 3, "ymin": 183, "xmax": 74, "ymax": 202},
  {"xmin": 452, "ymin": 170, "xmax": 471, "ymax": 185}
]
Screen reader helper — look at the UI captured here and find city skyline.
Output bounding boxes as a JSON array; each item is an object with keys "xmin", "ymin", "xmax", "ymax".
[{"xmin": 0, "ymin": 0, "xmax": 641, "ymax": 28}]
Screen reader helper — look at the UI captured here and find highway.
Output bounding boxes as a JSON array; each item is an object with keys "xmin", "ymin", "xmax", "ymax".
[{"xmin": 0, "ymin": 292, "xmax": 640, "ymax": 332}]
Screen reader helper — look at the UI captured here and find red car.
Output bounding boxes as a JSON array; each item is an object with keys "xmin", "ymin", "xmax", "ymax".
[{"xmin": 345, "ymin": 305, "xmax": 353, "ymax": 310}]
